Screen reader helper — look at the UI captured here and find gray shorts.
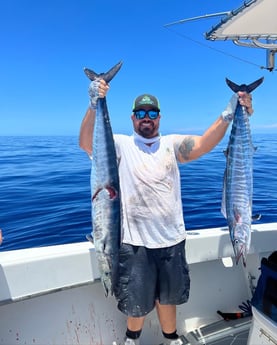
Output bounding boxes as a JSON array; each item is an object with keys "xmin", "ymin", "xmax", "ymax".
[{"xmin": 114, "ymin": 240, "xmax": 190, "ymax": 317}]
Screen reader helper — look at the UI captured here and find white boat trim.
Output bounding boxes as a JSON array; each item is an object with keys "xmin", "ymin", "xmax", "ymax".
[{"xmin": 0, "ymin": 223, "xmax": 276, "ymax": 344}]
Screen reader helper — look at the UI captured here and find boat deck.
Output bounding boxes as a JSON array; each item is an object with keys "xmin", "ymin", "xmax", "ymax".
[
  {"xmin": 1, "ymin": 223, "xmax": 276, "ymax": 345},
  {"xmin": 176, "ymin": 317, "xmax": 251, "ymax": 345}
]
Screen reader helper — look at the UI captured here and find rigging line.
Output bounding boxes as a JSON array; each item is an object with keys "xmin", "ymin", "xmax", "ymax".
[{"xmin": 164, "ymin": 26, "xmax": 268, "ymax": 70}]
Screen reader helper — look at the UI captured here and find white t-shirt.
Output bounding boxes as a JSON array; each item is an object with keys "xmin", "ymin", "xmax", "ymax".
[{"xmin": 114, "ymin": 133, "xmax": 187, "ymax": 248}]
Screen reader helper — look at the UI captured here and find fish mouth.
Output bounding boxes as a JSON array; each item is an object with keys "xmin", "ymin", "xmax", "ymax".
[{"xmin": 233, "ymin": 241, "xmax": 247, "ymax": 266}]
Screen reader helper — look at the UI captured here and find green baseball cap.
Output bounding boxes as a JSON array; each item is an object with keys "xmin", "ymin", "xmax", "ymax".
[{"xmin": 132, "ymin": 94, "xmax": 160, "ymax": 111}]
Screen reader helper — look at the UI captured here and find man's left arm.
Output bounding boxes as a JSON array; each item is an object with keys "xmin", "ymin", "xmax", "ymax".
[{"xmin": 177, "ymin": 92, "xmax": 253, "ymax": 163}]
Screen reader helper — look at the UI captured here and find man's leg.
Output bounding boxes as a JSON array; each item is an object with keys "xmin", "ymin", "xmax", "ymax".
[
  {"xmin": 155, "ymin": 301, "xmax": 176, "ymax": 333},
  {"xmin": 156, "ymin": 241, "xmax": 190, "ymax": 342},
  {"xmin": 127, "ymin": 316, "xmax": 145, "ymax": 331},
  {"xmin": 123, "ymin": 316, "xmax": 145, "ymax": 344}
]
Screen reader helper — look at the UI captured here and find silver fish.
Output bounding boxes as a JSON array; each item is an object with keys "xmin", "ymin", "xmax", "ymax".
[
  {"xmin": 84, "ymin": 61, "xmax": 123, "ymax": 296},
  {"xmin": 221, "ymin": 77, "xmax": 263, "ymax": 266}
]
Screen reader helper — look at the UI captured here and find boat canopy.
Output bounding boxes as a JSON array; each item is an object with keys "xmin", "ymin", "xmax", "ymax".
[{"xmin": 205, "ymin": 0, "xmax": 277, "ymax": 71}]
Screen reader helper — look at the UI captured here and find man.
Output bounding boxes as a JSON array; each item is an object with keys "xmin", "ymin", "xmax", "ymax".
[{"xmin": 79, "ymin": 79, "xmax": 253, "ymax": 345}]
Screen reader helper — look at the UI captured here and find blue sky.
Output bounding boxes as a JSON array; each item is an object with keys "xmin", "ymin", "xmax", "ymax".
[{"xmin": 0, "ymin": 0, "xmax": 276, "ymax": 136}]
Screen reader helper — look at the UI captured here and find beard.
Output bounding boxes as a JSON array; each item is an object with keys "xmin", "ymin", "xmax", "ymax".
[{"xmin": 136, "ymin": 121, "xmax": 158, "ymax": 138}]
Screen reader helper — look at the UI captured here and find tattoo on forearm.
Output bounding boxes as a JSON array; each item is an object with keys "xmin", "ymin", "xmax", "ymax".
[{"xmin": 179, "ymin": 136, "xmax": 195, "ymax": 161}]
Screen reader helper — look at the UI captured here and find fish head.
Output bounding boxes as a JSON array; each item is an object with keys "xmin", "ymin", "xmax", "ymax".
[{"xmin": 232, "ymin": 223, "xmax": 251, "ymax": 266}]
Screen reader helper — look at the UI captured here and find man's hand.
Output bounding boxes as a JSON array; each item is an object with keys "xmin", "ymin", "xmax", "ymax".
[
  {"xmin": 88, "ymin": 79, "xmax": 110, "ymax": 109},
  {"xmin": 221, "ymin": 92, "xmax": 253, "ymax": 123},
  {"xmin": 238, "ymin": 91, "xmax": 253, "ymax": 115}
]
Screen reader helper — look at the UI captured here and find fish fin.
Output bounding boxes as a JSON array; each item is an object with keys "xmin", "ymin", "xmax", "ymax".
[
  {"xmin": 84, "ymin": 61, "xmax": 123, "ymax": 83},
  {"xmin": 86, "ymin": 233, "xmax": 94, "ymax": 244},
  {"xmin": 226, "ymin": 77, "xmax": 264, "ymax": 93},
  {"xmin": 252, "ymin": 214, "xmax": 262, "ymax": 221}
]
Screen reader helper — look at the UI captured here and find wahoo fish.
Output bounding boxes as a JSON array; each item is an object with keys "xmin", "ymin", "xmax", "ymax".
[
  {"xmin": 221, "ymin": 77, "xmax": 263, "ymax": 266},
  {"xmin": 84, "ymin": 61, "xmax": 122, "ymax": 296}
]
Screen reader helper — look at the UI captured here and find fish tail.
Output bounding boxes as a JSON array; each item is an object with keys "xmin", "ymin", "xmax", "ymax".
[
  {"xmin": 225, "ymin": 77, "xmax": 264, "ymax": 93},
  {"xmin": 84, "ymin": 61, "xmax": 123, "ymax": 83}
]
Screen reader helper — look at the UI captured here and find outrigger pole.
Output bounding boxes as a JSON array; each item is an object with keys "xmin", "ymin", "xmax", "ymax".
[{"xmin": 164, "ymin": 12, "xmax": 231, "ymax": 28}]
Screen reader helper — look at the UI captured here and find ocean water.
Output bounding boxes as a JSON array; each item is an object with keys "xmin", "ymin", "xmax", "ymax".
[{"xmin": 0, "ymin": 134, "xmax": 277, "ymax": 252}]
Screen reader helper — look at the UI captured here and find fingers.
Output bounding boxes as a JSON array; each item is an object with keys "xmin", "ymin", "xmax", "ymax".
[
  {"xmin": 88, "ymin": 78, "xmax": 109, "ymax": 109},
  {"xmin": 238, "ymin": 91, "xmax": 253, "ymax": 115},
  {"xmin": 98, "ymin": 79, "xmax": 109, "ymax": 98}
]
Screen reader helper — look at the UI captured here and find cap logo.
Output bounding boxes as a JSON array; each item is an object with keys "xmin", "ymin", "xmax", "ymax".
[
  {"xmin": 133, "ymin": 93, "xmax": 160, "ymax": 111},
  {"xmin": 139, "ymin": 95, "xmax": 154, "ymax": 106}
]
